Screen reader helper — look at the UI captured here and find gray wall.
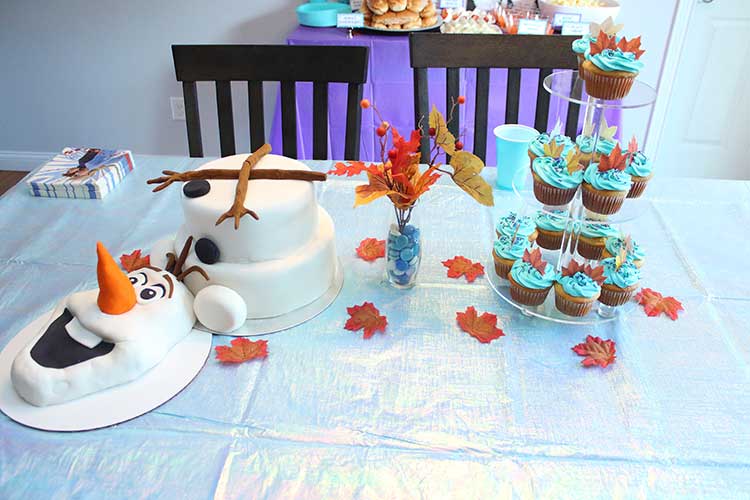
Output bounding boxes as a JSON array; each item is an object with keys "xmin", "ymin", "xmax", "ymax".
[{"xmin": 0, "ymin": 0, "xmax": 676, "ymax": 163}]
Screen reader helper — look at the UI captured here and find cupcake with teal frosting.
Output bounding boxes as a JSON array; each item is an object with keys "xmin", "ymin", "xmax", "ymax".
[
  {"xmin": 572, "ymin": 17, "xmax": 623, "ymax": 73},
  {"xmin": 534, "ymin": 209, "xmax": 569, "ymax": 250},
  {"xmin": 531, "ymin": 142, "xmax": 583, "ymax": 206},
  {"xmin": 508, "ymin": 248, "xmax": 557, "ymax": 306},
  {"xmin": 625, "ymin": 148, "xmax": 653, "ymax": 198},
  {"xmin": 495, "ymin": 211, "xmax": 538, "ymax": 243},
  {"xmin": 582, "ymin": 144, "xmax": 632, "ymax": 215},
  {"xmin": 492, "ymin": 234, "xmax": 530, "ymax": 279},
  {"xmin": 602, "ymin": 234, "xmax": 644, "ymax": 268},
  {"xmin": 581, "ymin": 32, "xmax": 645, "ymax": 100},
  {"xmin": 528, "ymin": 132, "xmax": 575, "ymax": 166},
  {"xmin": 599, "ymin": 257, "xmax": 641, "ymax": 306},
  {"xmin": 577, "ymin": 221, "xmax": 620, "ymax": 260},
  {"xmin": 554, "ymin": 259, "xmax": 605, "ymax": 317}
]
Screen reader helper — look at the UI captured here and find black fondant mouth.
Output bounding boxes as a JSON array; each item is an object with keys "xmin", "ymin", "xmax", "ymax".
[{"xmin": 30, "ymin": 308, "xmax": 115, "ymax": 369}]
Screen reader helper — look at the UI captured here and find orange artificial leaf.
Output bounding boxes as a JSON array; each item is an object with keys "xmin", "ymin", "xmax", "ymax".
[
  {"xmin": 390, "ymin": 127, "xmax": 422, "ymax": 176},
  {"xmin": 442, "ymin": 256, "xmax": 485, "ymax": 283},
  {"xmin": 617, "ymin": 35, "xmax": 645, "ymax": 60},
  {"xmin": 215, "ymin": 338, "xmax": 268, "ymax": 363},
  {"xmin": 522, "ymin": 248, "xmax": 548, "ymax": 275},
  {"xmin": 328, "ymin": 161, "xmax": 370, "ymax": 177},
  {"xmin": 345, "ymin": 302, "xmax": 387, "ymax": 339},
  {"xmin": 589, "ymin": 30, "xmax": 616, "ymax": 57},
  {"xmin": 572, "ymin": 335, "xmax": 616, "ymax": 368},
  {"xmin": 356, "ymin": 238, "xmax": 385, "ymax": 262},
  {"xmin": 635, "ymin": 288, "xmax": 684, "ymax": 320},
  {"xmin": 354, "ymin": 170, "xmax": 395, "ymax": 207},
  {"xmin": 561, "ymin": 259, "xmax": 606, "ymax": 285},
  {"xmin": 598, "ymin": 143, "xmax": 628, "ymax": 172},
  {"xmin": 120, "ymin": 249, "xmax": 150, "ymax": 273},
  {"xmin": 456, "ymin": 306, "xmax": 505, "ymax": 344}
]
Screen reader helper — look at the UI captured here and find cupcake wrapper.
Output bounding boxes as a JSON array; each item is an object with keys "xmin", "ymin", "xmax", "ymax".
[
  {"xmin": 582, "ymin": 185, "xmax": 627, "ymax": 215},
  {"xmin": 492, "ymin": 253, "xmax": 514, "ymax": 279},
  {"xmin": 577, "ymin": 54, "xmax": 585, "ymax": 74},
  {"xmin": 509, "ymin": 280, "xmax": 551, "ymax": 306},
  {"xmin": 576, "ymin": 238, "xmax": 604, "ymax": 260},
  {"xmin": 555, "ymin": 293, "xmax": 596, "ymax": 317},
  {"xmin": 536, "ymin": 229, "xmax": 564, "ymax": 251},
  {"xmin": 532, "ymin": 177, "xmax": 578, "ymax": 206},
  {"xmin": 598, "ymin": 285, "xmax": 637, "ymax": 307},
  {"xmin": 581, "ymin": 66, "xmax": 636, "ymax": 100},
  {"xmin": 627, "ymin": 178, "xmax": 650, "ymax": 198}
]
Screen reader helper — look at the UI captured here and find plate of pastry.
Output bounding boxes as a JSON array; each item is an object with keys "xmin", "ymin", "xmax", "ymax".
[{"xmin": 361, "ymin": 0, "xmax": 442, "ymax": 32}]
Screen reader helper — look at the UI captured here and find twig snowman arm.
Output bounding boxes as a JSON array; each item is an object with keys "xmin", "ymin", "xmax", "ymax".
[{"xmin": 215, "ymin": 143, "xmax": 272, "ymax": 228}]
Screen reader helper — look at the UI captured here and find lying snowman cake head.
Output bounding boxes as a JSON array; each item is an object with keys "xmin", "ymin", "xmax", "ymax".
[{"xmin": 10, "ymin": 240, "xmax": 222, "ymax": 407}]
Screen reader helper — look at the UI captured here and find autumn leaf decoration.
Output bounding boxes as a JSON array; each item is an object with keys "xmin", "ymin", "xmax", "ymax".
[
  {"xmin": 542, "ymin": 141, "xmax": 565, "ymax": 159},
  {"xmin": 617, "ymin": 36, "xmax": 645, "ymax": 59},
  {"xmin": 572, "ymin": 335, "xmax": 616, "ymax": 368},
  {"xmin": 330, "ymin": 100, "xmax": 494, "ymax": 211},
  {"xmin": 456, "ymin": 306, "xmax": 505, "ymax": 344},
  {"xmin": 356, "ymin": 238, "xmax": 385, "ymax": 262},
  {"xmin": 589, "ymin": 31, "xmax": 645, "ymax": 59},
  {"xmin": 561, "ymin": 259, "xmax": 606, "ymax": 285},
  {"xmin": 542, "ymin": 142, "xmax": 581, "ymax": 175},
  {"xmin": 635, "ymin": 288, "xmax": 684, "ymax": 320},
  {"xmin": 120, "ymin": 249, "xmax": 150, "ymax": 272},
  {"xmin": 442, "ymin": 256, "xmax": 485, "ymax": 283},
  {"xmin": 215, "ymin": 338, "xmax": 268, "ymax": 364},
  {"xmin": 523, "ymin": 248, "xmax": 548, "ymax": 275},
  {"xmin": 598, "ymin": 144, "xmax": 629, "ymax": 172},
  {"xmin": 344, "ymin": 302, "xmax": 388, "ymax": 339}
]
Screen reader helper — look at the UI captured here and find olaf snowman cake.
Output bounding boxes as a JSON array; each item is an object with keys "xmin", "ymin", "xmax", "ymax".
[{"xmin": 148, "ymin": 145, "xmax": 338, "ymax": 331}]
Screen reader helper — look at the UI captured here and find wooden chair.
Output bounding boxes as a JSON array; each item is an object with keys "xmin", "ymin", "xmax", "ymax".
[
  {"xmin": 409, "ymin": 34, "xmax": 580, "ymax": 162},
  {"xmin": 172, "ymin": 45, "xmax": 369, "ymax": 160}
]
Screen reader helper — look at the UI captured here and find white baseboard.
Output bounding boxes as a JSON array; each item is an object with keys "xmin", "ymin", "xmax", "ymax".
[{"xmin": 0, "ymin": 151, "xmax": 56, "ymax": 171}]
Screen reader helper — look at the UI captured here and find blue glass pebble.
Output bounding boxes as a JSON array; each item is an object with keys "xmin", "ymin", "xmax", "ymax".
[
  {"xmin": 412, "ymin": 243, "xmax": 420, "ymax": 256},
  {"xmin": 393, "ymin": 235, "xmax": 409, "ymax": 250},
  {"xmin": 395, "ymin": 259, "xmax": 409, "ymax": 271},
  {"xmin": 400, "ymin": 248, "xmax": 414, "ymax": 261},
  {"xmin": 408, "ymin": 255, "xmax": 419, "ymax": 266},
  {"xmin": 403, "ymin": 225, "xmax": 415, "ymax": 235}
]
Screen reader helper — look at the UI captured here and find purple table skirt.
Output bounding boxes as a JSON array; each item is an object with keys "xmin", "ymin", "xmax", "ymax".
[{"xmin": 270, "ymin": 26, "xmax": 619, "ymax": 165}]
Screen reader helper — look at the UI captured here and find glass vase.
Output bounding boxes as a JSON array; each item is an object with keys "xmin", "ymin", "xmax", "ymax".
[{"xmin": 386, "ymin": 206, "xmax": 421, "ymax": 289}]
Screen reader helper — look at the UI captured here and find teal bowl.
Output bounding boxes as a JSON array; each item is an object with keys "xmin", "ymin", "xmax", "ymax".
[{"xmin": 297, "ymin": 3, "xmax": 352, "ymax": 28}]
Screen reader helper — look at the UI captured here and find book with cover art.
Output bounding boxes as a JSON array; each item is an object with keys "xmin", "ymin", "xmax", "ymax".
[{"xmin": 26, "ymin": 148, "xmax": 135, "ymax": 200}]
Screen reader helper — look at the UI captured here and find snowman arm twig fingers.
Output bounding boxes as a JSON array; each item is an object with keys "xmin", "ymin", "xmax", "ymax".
[
  {"xmin": 176, "ymin": 265, "xmax": 209, "ymax": 282},
  {"xmin": 216, "ymin": 144, "xmax": 271, "ymax": 228},
  {"xmin": 147, "ymin": 169, "xmax": 326, "ymax": 192}
]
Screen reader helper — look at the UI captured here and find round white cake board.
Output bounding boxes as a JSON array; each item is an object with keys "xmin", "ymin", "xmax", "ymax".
[
  {"xmin": 197, "ymin": 260, "xmax": 344, "ymax": 337},
  {"xmin": 0, "ymin": 310, "xmax": 212, "ymax": 432}
]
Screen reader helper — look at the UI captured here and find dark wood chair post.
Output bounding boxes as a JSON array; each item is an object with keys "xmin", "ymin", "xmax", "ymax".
[
  {"xmin": 172, "ymin": 45, "xmax": 368, "ymax": 160},
  {"xmin": 410, "ymin": 34, "xmax": 580, "ymax": 163},
  {"xmin": 412, "ymin": 67, "xmax": 430, "ymax": 160}
]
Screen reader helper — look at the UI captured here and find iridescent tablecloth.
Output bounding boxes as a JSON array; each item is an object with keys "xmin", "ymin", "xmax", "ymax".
[{"xmin": 1, "ymin": 156, "xmax": 749, "ymax": 499}]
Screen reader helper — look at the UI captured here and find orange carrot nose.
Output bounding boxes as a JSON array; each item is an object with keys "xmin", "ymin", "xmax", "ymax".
[{"xmin": 96, "ymin": 242, "xmax": 136, "ymax": 315}]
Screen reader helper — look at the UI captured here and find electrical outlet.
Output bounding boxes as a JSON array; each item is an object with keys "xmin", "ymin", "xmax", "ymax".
[{"xmin": 170, "ymin": 97, "xmax": 185, "ymax": 121}]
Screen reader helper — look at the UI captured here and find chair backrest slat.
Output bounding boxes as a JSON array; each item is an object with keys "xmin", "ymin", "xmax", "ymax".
[
  {"xmin": 565, "ymin": 77, "xmax": 583, "ymax": 138},
  {"xmin": 345, "ymin": 82, "xmax": 364, "ymax": 162},
  {"xmin": 413, "ymin": 67, "xmax": 430, "ymax": 158},
  {"xmin": 182, "ymin": 81, "xmax": 203, "ymax": 157},
  {"xmin": 280, "ymin": 81, "xmax": 297, "ymax": 159},
  {"xmin": 473, "ymin": 67, "xmax": 490, "ymax": 163},
  {"xmin": 410, "ymin": 34, "xmax": 579, "ymax": 162},
  {"xmin": 247, "ymin": 81, "xmax": 265, "ymax": 152},
  {"xmin": 172, "ymin": 45, "xmax": 369, "ymax": 159},
  {"xmin": 446, "ymin": 67, "xmax": 460, "ymax": 162},
  {"xmin": 215, "ymin": 81, "xmax": 236, "ymax": 157}
]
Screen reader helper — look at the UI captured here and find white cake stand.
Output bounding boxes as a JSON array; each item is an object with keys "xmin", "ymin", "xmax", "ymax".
[
  {"xmin": 0, "ymin": 310, "xmax": 212, "ymax": 432},
  {"xmin": 195, "ymin": 259, "xmax": 345, "ymax": 337}
]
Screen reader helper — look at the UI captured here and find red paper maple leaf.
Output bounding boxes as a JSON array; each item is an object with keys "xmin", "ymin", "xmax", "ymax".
[
  {"xmin": 522, "ymin": 248, "xmax": 547, "ymax": 275},
  {"xmin": 589, "ymin": 30, "xmax": 617, "ymax": 56},
  {"xmin": 356, "ymin": 238, "xmax": 385, "ymax": 262},
  {"xmin": 561, "ymin": 259, "xmax": 606, "ymax": 285},
  {"xmin": 628, "ymin": 135, "xmax": 639, "ymax": 155},
  {"xmin": 327, "ymin": 161, "xmax": 370, "ymax": 177},
  {"xmin": 215, "ymin": 338, "xmax": 268, "ymax": 363},
  {"xmin": 617, "ymin": 35, "xmax": 645, "ymax": 59},
  {"xmin": 598, "ymin": 144, "xmax": 628, "ymax": 172},
  {"xmin": 442, "ymin": 256, "xmax": 485, "ymax": 283},
  {"xmin": 635, "ymin": 288, "xmax": 684, "ymax": 320},
  {"xmin": 120, "ymin": 249, "xmax": 150, "ymax": 273},
  {"xmin": 572, "ymin": 335, "xmax": 616, "ymax": 368},
  {"xmin": 345, "ymin": 302, "xmax": 387, "ymax": 339},
  {"xmin": 389, "ymin": 126, "xmax": 422, "ymax": 176},
  {"xmin": 456, "ymin": 306, "xmax": 505, "ymax": 344}
]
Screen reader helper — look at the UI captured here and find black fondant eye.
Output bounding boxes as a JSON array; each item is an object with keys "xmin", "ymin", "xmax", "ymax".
[
  {"xmin": 128, "ymin": 272, "xmax": 147, "ymax": 286},
  {"xmin": 129, "ymin": 277, "xmax": 138, "ymax": 284},
  {"xmin": 183, "ymin": 180, "xmax": 211, "ymax": 198},
  {"xmin": 195, "ymin": 237, "xmax": 220, "ymax": 264},
  {"xmin": 140, "ymin": 288, "xmax": 157, "ymax": 300}
]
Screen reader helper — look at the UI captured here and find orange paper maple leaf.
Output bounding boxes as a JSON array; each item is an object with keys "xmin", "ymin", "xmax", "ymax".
[
  {"xmin": 635, "ymin": 288, "xmax": 684, "ymax": 320},
  {"xmin": 456, "ymin": 306, "xmax": 505, "ymax": 344},
  {"xmin": 442, "ymin": 256, "xmax": 485, "ymax": 283},
  {"xmin": 328, "ymin": 161, "xmax": 371, "ymax": 177},
  {"xmin": 215, "ymin": 338, "xmax": 268, "ymax": 364},
  {"xmin": 598, "ymin": 143, "xmax": 628, "ymax": 172},
  {"xmin": 522, "ymin": 248, "xmax": 548, "ymax": 275},
  {"xmin": 356, "ymin": 238, "xmax": 385, "ymax": 262},
  {"xmin": 562, "ymin": 259, "xmax": 606, "ymax": 285},
  {"xmin": 389, "ymin": 127, "xmax": 422, "ymax": 177},
  {"xmin": 617, "ymin": 36, "xmax": 645, "ymax": 60},
  {"xmin": 120, "ymin": 249, "xmax": 150, "ymax": 273},
  {"xmin": 572, "ymin": 335, "xmax": 616, "ymax": 368},
  {"xmin": 345, "ymin": 302, "xmax": 387, "ymax": 339},
  {"xmin": 589, "ymin": 31, "xmax": 617, "ymax": 57}
]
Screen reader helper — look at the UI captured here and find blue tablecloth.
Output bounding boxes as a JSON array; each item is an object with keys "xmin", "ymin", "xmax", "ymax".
[{"xmin": 1, "ymin": 156, "xmax": 749, "ymax": 499}]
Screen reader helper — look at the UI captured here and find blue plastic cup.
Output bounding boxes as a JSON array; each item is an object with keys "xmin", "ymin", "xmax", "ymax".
[{"xmin": 493, "ymin": 124, "xmax": 539, "ymax": 190}]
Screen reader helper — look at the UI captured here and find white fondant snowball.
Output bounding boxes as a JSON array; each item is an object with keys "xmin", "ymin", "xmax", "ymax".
[{"xmin": 193, "ymin": 286, "xmax": 247, "ymax": 333}]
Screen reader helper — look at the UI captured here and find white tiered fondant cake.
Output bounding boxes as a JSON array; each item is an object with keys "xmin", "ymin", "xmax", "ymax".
[{"xmin": 154, "ymin": 154, "xmax": 338, "ymax": 320}]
